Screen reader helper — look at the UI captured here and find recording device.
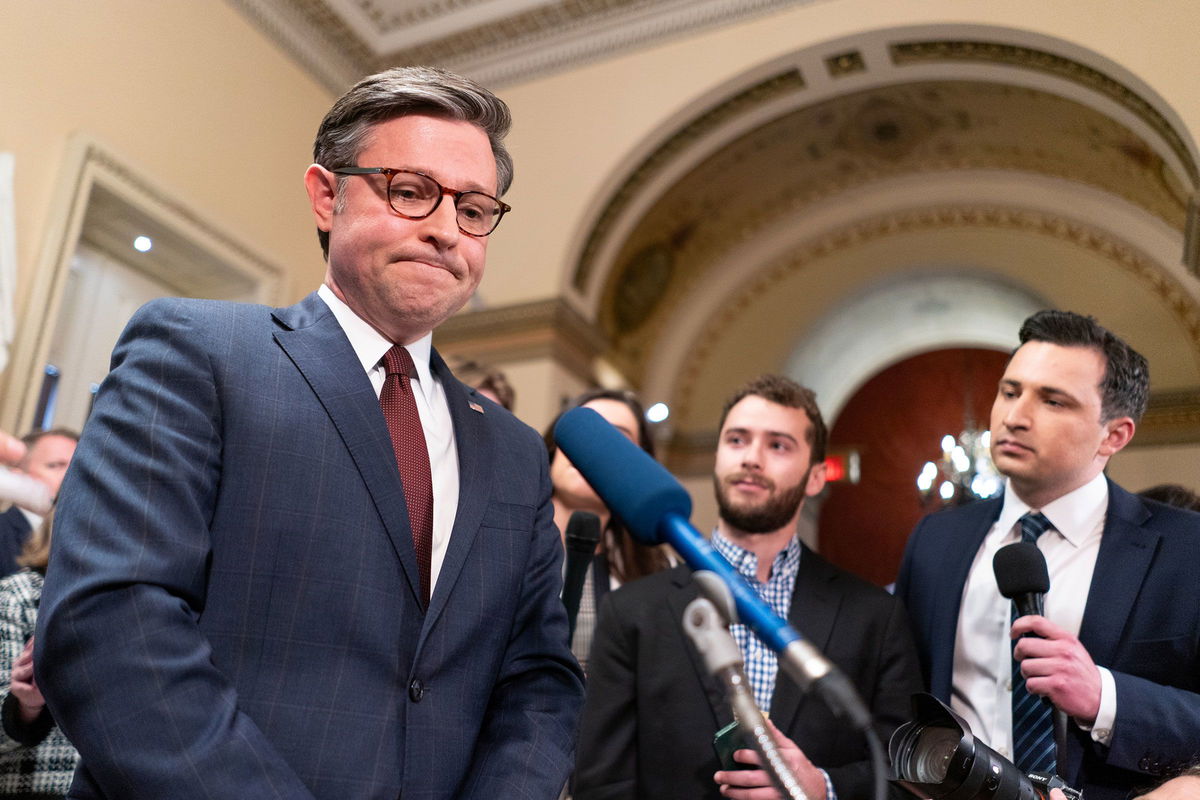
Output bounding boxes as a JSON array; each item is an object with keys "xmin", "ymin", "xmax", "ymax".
[
  {"xmin": 993, "ymin": 542, "xmax": 1049, "ymax": 620},
  {"xmin": 0, "ymin": 470, "xmax": 52, "ymax": 515},
  {"xmin": 553, "ymin": 406, "xmax": 871, "ymax": 730},
  {"xmin": 562, "ymin": 510, "xmax": 601, "ymax": 639},
  {"xmin": 993, "ymin": 541, "xmax": 1069, "ymax": 762},
  {"xmin": 890, "ymin": 693, "xmax": 1082, "ymax": 800}
]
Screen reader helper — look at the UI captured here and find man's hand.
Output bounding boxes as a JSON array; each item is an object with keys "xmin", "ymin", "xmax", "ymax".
[
  {"xmin": 10, "ymin": 638, "xmax": 46, "ymax": 723},
  {"xmin": 1012, "ymin": 614, "xmax": 1101, "ymax": 724},
  {"xmin": 714, "ymin": 718, "xmax": 827, "ymax": 800}
]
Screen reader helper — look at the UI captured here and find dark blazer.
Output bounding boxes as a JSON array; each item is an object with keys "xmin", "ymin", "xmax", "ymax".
[
  {"xmin": 36, "ymin": 294, "xmax": 584, "ymax": 800},
  {"xmin": 896, "ymin": 480, "xmax": 1200, "ymax": 800},
  {"xmin": 0, "ymin": 506, "xmax": 31, "ymax": 579},
  {"xmin": 575, "ymin": 544, "xmax": 924, "ymax": 800}
]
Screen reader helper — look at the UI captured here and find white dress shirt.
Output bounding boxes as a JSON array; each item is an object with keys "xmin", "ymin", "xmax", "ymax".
[
  {"xmin": 317, "ymin": 285, "xmax": 460, "ymax": 594},
  {"xmin": 951, "ymin": 472, "xmax": 1117, "ymax": 758}
]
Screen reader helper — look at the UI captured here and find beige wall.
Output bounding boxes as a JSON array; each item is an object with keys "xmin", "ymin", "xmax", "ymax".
[{"xmin": 2, "ymin": 2, "xmax": 333, "ymax": 320}]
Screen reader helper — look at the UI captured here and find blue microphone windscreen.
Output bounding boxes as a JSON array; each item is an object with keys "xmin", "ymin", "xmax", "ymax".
[{"xmin": 554, "ymin": 406, "xmax": 692, "ymax": 545}]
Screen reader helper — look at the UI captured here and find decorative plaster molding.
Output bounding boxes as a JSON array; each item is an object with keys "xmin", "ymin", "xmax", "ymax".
[
  {"xmin": 1134, "ymin": 389, "xmax": 1200, "ymax": 446},
  {"xmin": 666, "ymin": 205, "xmax": 1200, "ymax": 430},
  {"xmin": 435, "ymin": 297, "xmax": 607, "ymax": 383},
  {"xmin": 890, "ymin": 40, "xmax": 1199, "ymax": 185}
]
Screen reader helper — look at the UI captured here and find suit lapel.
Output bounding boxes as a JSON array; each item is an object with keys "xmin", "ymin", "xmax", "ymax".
[
  {"xmin": 770, "ymin": 545, "xmax": 841, "ymax": 731},
  {"xmin": 1061, "ymin": 482, "xmax": 1157, "ymax": 782},
  {"xmin": 271, "ymin": 294, "xmax": 423, "ymax": 607},
  {"xmin": 421, "ymin": 350, "xmax": 493, "ymax": 632},
  {"xmin": 928, "ymin": 499, "xmax": 1000, "ymax": 699},
  {"xmin": 667, "ymin": 569, "xmax": 732, "ymax": 730}
]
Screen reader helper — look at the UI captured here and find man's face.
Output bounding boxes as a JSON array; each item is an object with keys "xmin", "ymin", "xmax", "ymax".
[
  {"xmin": 989, "ymin": 341, "xmax": 1131, "ymax": 505},
  {"xmin": 19, "ymin": 434, "xmax": 76, "ymax": 498},
  {"xmin": 713, "ymin": 395, "xmax": 826, "ymax": 534},
  {"xmin": 306, "ymin": 114, "xmax": 495, "ymax": 345}
]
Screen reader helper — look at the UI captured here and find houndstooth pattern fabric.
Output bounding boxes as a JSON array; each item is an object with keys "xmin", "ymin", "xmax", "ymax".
[{"xmin": 0, "ymin": 569, "xmax": 79, "ymax": 795}]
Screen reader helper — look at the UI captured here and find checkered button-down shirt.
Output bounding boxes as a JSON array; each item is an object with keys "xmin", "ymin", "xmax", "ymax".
[
  {"xmin": 710, "ymin": 530, "xmax": 802, "ymax": 711},
  {"xmin": 710, "ymin": 530, "xmax": 837, "ymax": 800}
]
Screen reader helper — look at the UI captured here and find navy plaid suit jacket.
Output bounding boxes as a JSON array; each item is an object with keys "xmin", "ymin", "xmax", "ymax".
[{"xmin": 36, "ymin": 293, "xmax": 584, "ymax": 799}]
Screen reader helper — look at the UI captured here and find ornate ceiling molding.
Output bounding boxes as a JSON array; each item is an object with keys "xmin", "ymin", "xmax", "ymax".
[
  {"xmin": 664, "ymin": 205, "xmax": 1200, "ymax": 432},
  {"xmin": 227, "ymin": 0, "xmax": 810, "ymax": 92},
  {"xmin": 574, "ymin": 37, "xmax": 1200, "ymax": 304}
]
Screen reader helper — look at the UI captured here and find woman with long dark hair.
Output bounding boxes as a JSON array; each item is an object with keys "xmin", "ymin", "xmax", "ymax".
[{"xmin": 543, "ymin": 389, "xmax": 672, "ymax": 671}]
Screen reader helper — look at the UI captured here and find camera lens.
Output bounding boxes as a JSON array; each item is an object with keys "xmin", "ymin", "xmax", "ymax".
[{"xmin": 909, "ymin": 727, "xmax": 960, "ymax": 782}]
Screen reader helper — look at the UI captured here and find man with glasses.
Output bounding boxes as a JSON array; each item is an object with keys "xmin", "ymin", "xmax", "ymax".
[{"xmin": 37, "ymin": 67, "xmax": 583, "ymax": 800}]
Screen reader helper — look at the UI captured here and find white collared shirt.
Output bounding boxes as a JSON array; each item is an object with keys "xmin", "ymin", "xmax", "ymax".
[
  {"xmin": 951, "ymin": 471, "xmax": 1116, "ymax": 757},
  {"xmin": 317, "ymin": 284, "xmax": 460, "ymax": 594}
]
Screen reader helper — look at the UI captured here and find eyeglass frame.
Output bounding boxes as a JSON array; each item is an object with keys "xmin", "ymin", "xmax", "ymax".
[{"xmin": 329, "ymin": 167, "xmax": 511, "ymax": 237}]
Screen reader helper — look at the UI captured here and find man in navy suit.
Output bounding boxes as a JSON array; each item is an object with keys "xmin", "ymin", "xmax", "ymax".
[
  {"xmin": 37, "ymin": 66, "xmax": 583, "ymax": 799},
  {"xmin": 0, "ymin": 428, "xmax": 76, "ymax": 576},
  {"xmin": 897, "ymin": 310, "xmax": 1200, "ymax": 800}
]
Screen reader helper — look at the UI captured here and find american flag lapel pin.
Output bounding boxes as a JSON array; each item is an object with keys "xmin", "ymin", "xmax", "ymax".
[{"xmin": 469, "ymin": 401, "xmax": 485, "ymax": 414}]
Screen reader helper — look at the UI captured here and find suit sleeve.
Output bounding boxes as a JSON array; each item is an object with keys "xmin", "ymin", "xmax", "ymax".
[
  {"xmin": 35, "ymin": 300, "xmax": 316, "ymax": 799},
  {"xmin": 823, "ymin": 595, "xmax": 925, "ymax": 800},
  {"xmin": 457, "ymin": 451, "xmax": 586, "ymax": 799},
  {"xmin": 1101, "ymin": 663, "xmax": 1200, "ymax": 774},
  {"xmin": 572, "ymin": 590, "xmax": 637, "ymax": 800}
]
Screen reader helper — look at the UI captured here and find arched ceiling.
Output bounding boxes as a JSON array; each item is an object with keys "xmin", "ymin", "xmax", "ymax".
[{"xmin": 581, "ymin": 70, "xmax": 1200, "ymax": 453}]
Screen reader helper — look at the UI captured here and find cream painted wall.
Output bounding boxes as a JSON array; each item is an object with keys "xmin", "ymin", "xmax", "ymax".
[
  {"xmin": 1, "ymin": 1, "xmax": 333, "ymax": 323},
  {"xmin": 1110, "ymin": 443, "xmax": 1200, "ymax": 493},
  {"xmin": 490, "ymin": 0, "xmax": 1200, "ymax": 311}
]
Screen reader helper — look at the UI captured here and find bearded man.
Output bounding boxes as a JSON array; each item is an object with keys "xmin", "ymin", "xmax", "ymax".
[{"xmin": 575, "ymin": 374, "xmax": 922, "ymax": 800}]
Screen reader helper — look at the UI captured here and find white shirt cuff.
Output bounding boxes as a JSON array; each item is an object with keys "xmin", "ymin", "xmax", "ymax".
[{"xmin": 1075, "ymin": 665, "xmax": 1116, "ymax": 745}]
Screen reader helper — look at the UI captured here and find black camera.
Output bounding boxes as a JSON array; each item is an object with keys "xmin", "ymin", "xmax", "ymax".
[{"xmin": 890, "ymin": 693, "xmax": 1082, "ymax": 800}]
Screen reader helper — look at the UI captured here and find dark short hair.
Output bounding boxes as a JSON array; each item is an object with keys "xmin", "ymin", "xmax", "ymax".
[
  {"xmin": 450, "ymin": 358, "xmax": 515, "ymax": 411},
  {"xmin": 20, "ymin": 427, "xmax": 80, "ymax": 450},
  {"xmin": 543, "ymin": 388, "xmax": 655, "ymax": 461},
  {"xmin": 718, "ymin": 375, "xmax": 827, "ymax": 463},
  {"xmin": 1017, "ymin": 310, "xmax": 1149, "ymax": 423},
  {"xmin": 312, "ymin": 66, "xmax": 513, "ymax": 258},
  {"xmin": 1138, "ymin": 483, "xmax": 1200, "ymax": 513}
]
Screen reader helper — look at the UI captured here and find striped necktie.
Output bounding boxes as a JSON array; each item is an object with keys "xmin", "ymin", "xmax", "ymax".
[{"xmin": 1011, "ymin": 511, "xmax": 1057, "ymax": 774}]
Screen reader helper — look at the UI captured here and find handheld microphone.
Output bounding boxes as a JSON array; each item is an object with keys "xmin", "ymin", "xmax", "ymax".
[
  {"xmin": 993, "ymin": 541, "xmax": 1067, "ymax": 761},
  {"xmin": 553, "ymin": 406, "xmax": 872, "ymax": 731},
  {"xmin": 993, "ymin": 542, "xmax": 1049, "ymax": 620},
  {"xmin": 562, "ymin": 510, "xmax": 601, "ymax": 640}
]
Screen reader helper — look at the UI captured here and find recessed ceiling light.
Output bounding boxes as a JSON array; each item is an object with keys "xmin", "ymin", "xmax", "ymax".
[{"xmin": 133, "ymin": 235, "xmax": 153, "ymax": 252}]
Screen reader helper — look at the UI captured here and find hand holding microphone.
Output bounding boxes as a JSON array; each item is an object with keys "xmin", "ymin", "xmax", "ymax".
[
  {"xmin": 0, "ymin": 430, "xmax": 52, "ymax": 515},
  {"xmin": 993, "ymin": 543, "xmax": 1102, "ymax": 728}
]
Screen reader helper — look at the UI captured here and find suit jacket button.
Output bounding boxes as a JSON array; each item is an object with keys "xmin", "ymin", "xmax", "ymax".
[{"xmin": 409, "ymin": 679, "xmax": 424, "ymax": 702}]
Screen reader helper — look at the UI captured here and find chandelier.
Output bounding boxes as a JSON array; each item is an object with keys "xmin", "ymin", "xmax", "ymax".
[{"xmin": 917, "ymin": 429, "xmax": 1003, "ymax": 506}]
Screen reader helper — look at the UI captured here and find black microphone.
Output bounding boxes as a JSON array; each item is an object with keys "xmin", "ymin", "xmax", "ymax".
[
  {"xmin": 993, "ymin": 541, "xmax": 1067, "ymax": 765},
  {"xmin": 993, "ymin": 542, "xmax": 1049, "ymax": 620},
  {"xmin": 562, "ymin": 511, "xmax": 601, "ymax": 641}
]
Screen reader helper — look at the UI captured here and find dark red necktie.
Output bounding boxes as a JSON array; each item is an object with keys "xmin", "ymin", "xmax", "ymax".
[{"xmin": 380, "ymin": 345, "xmax": 434, "ymax": 607}]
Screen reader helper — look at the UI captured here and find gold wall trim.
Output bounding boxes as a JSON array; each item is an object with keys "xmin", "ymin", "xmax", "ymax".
[
  {"xmin": 890, "ymin": 40, "xmax": 1199, "ymax": 185},
  {"xmin": 669, "ymin": 205, "xmax": 1200, "ymax": 429},
  {"xmin": 1133, "ymin": 389, "xmax": 1200, "ymax": 446},
  {"xmin": 434, "ymin": 298, "xmax": 606, "ymax": 383}
]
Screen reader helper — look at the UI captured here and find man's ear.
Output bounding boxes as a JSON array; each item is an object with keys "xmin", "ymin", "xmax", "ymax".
[
  {"xmin": 805, "ymin": 461, "xmax": 828, "ymax": 498},
  {"xmin": 1098, "ymin": 416, "xmax": 1135, "ymax": 458},
  {"xmin": 304, "ymin": 164, "xmax": 336, "ymax": 233}
]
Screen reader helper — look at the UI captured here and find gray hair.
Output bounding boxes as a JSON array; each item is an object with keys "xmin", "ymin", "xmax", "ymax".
[{"xmin": 313, "ymin": 66, "xmax": 513, "ymax": 258}]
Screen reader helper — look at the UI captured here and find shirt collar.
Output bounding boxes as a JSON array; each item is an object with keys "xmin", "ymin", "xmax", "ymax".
[
  {"xmin": 996, "ymin": 472, "xmax": 1108, "ymax": 548},
  {"xmin": 711, "ymin": 528, "xmax": 802, "ymax": 584},
  {"xmin": 317, "ymin": 284, "xmax": 436, "ymax": 403}
]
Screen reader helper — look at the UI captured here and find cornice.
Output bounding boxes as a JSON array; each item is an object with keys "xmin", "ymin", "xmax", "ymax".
[
  {"xmin": 434, "ymin": 297, "xmax": 607, "ymax": 382},
  {"xmin": 1133, "ymin": 389, "xmax": 1200, "ymax": 446}
]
